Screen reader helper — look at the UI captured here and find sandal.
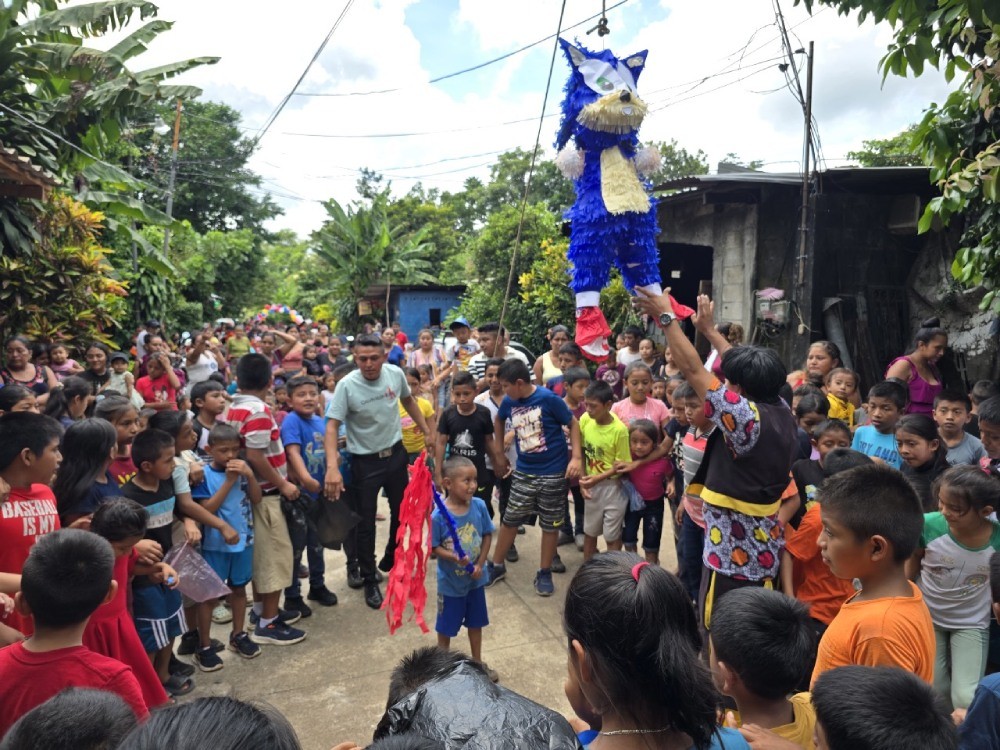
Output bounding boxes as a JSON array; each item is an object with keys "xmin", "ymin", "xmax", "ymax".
[
  {"xmin": 169, "ymin": 654, "xmax": 195, "ymax": 677},
  {"xmin": 161, "ymin": 673, "xmax": 195, "ymax": 697}
]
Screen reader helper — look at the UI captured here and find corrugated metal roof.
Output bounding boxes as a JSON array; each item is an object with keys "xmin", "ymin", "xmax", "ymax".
[
  {"xmin": 654, "ymin": 166, "xmax": 932, "ymax": 195},
  {"xmin": 0, "ymin": 142, "xmax": 59, "ymax": 187}
]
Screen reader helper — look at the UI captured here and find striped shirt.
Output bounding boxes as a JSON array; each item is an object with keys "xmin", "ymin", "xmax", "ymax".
[{"xmin": 223, "ymin": 393, "xmax": 287, "ymax": 493}]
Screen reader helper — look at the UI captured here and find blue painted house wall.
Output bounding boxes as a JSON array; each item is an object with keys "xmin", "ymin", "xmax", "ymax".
[{"xmin": 394, "ymin": 290, "xmax": 463, "ymax": 338}]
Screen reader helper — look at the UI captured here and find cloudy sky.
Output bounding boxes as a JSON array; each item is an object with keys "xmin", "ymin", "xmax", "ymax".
[{"xmin": 97, "ymin": 0, "xmax": 952, "ymax": 237}]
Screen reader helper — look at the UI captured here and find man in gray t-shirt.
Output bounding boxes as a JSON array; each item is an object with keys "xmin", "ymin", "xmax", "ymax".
[{"xmin": 324, "ymin": 334, "xmax": 430, "ymax": 608}]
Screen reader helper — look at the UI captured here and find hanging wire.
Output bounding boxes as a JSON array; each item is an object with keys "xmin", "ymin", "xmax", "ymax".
[{"xmin": 497, "ymin": 0, "xmax": 569, "ymax": 338}]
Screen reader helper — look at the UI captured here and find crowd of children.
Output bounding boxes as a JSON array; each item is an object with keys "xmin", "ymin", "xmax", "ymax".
[{"xmin": 2, "ymin": 297, "xmax": 1000, "ymax": 748}]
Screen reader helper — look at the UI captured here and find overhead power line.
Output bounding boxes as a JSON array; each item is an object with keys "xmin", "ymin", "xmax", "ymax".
[
  {"xmin": 293, "ymin": 0, "xmax": 632, "ymax": 99},
  {"xmin": 252, "ymin": 0, "xmax": 356, "ymax": 146}
]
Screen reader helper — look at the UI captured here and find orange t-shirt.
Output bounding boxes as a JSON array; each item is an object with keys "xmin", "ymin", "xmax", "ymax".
[
  {"xmin": 784, "ymin": 504, "xmax": 856, "ymax": 625},
  {"xmin": 810, "ymin": 581, "xmax": 935, "ymax": 686}
]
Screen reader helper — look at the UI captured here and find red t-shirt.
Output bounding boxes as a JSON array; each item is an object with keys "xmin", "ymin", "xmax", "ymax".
[
  {"xmin": 0, "ymin": 485, "xmax": 59, "ymax": 636},
  {"xmin": 0, "ymin": 642, "xmax": 148, "ymax": 736},
  {"xmin": 109, "ymin": 455, "xmax": 137, "ymax": 487},
  {"xmin": 135, "ymin": 374, "xmax": 177, "ymax": 410},
  {"xmin": 396, "ymin": 331, "xmax": 408, "ymax": 347},
  {"xmin": 629, "ymin": 457, "xmax": 672, "ymax": 501}
]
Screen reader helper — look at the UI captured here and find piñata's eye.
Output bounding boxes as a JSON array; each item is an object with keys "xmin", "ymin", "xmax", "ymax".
[{"xmin": 596, "ymin": 76, "xmax": 614, "ymax": 91}]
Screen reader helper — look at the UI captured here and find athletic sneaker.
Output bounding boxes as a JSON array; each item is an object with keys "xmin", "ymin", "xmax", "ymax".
[
  {"xmin": 177, "ymin": 630, "xmax": 224, "ymax": 656},
  {"xmin": 551, "ymin": 553, "xmax": 566, "ymax": 574},
  {"xmin": 251, "ymin": 620, "xmax": 307, "ymax": 646},
  {"xmin": 505, "ymin": 543, "xmax": 519, "ymax": 563},
  {"xmin": 485, "ymin": 561, "xmax": 506, "ymax": 587},
  {"xmin": 228, "ymin": 631, "xmax": 261, "ymax": 659},
  {"xmin": 534, "ymin": 568, "xmax": 554, "ymax": 597},
  {"xmin": 249, "ymin": 607, "xmax": 301, "ymax": 627},
  {"xmin": 194, "ymin": 646, "xmax": 223, "ymax": 672},
  {"xmin": 212, "ymin": 603, "xmax": 232, "ymax": 624}
]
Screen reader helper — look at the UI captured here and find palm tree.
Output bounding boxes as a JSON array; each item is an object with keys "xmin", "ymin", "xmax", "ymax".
[{"xmin": 311, "ymin": 194, "xmax": 435, "ymax": 333}]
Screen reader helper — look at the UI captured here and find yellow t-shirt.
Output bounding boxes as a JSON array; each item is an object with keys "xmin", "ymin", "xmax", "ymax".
[
  {"xmin": 400, "ymin": 397, "xmax": 434, "ymax": 454},
  {"xmin": 730, "ymin": 693, "xmax": 816, "ymax": 750},
  {"xmin": 827, "ymin": 393, "xmax": 855, "ymax": 428},
  {"xmin": 579, "ymin": 413, "xmax": 631, "ymax": 476}
]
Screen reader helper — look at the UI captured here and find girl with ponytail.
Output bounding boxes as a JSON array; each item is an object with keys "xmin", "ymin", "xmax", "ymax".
[{"xmin": 563, "ymin": 552, "xmax": 749, "ymax": 749}]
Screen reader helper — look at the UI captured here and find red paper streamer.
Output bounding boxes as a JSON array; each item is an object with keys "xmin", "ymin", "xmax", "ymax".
[{"xmin": 381, "ymin": 451, "xmax": 433, "ymax": 634}]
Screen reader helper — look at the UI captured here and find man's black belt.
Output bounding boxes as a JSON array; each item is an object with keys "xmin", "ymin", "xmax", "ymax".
[{"xmin": 353, "ymin": 441, "xmax": 402, "ymax": 460}]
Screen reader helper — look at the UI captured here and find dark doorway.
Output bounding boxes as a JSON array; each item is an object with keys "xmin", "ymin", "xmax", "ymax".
[
  {"xmin": 428, "ymin": 308, "xmax": 442, "ymax": 328},
  {"xmin": 658, "ymin": 242, "xmax": 714, "ymax": 307}
]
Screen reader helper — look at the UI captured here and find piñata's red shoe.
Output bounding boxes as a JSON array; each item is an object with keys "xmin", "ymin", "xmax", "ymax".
[{"xmin": 576, "ymin": 306, "xmax": 612, "ymax": 362}]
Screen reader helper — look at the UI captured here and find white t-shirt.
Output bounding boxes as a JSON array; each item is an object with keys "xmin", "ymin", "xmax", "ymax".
[
  {"xmin": 918, "ymin": 512, "xmax": 1000, "ymax": 629},
  {"xmin": 474, "ymin": 390, "xmax": 517, "ymax": 467},
  {"xmin": 468, "ymin": 348, "xmax": 529, "ymax": 383},
  {"xmin": 617, "ymin": 348, "xmax": 642, "ymax": 366},
  {"xmin": 185, "ymin": 352, "xmax": 219, "ymax": 392}
]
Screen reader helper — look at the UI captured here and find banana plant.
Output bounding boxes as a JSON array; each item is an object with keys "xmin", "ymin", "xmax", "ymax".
[{"xmin": 0, "ymin": 0, "xmax": 217, "ymax": 257}]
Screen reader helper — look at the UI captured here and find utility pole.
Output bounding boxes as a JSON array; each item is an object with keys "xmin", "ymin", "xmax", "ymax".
[
  {"xmin": 796, "ymin": 42, "xmax": 814, "ymax": 292},
  {"xmin": 162, "ymin": 98, "xmax": 182, "ymax": 257}
]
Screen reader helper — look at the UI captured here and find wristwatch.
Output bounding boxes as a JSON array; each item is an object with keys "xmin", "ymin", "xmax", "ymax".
[{"xmin": 658, "ymin": 311, "xmax": 676, "ymax": 328}]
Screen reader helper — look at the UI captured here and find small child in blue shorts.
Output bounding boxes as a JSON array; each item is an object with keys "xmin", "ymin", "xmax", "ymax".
[
  {"xmin": 191, "ymin": 423, "xmax": 262, "ymax": 670},
  {"xmin": 432, "ymin": 456, "xmax": 497, "ymax": 682}
]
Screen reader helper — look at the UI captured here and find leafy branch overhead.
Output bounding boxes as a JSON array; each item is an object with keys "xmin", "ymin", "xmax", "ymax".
[
  {"xmin": 0, "ymin": 0, "xmax": 218, "ymax": 259},
  {"xmin": 797, "ymin": 0, "xmax": 1000, "ymax": 308}
]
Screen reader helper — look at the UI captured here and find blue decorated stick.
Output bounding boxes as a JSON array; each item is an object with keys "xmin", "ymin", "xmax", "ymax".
[{"xmin": 431, "ymin": 483, "xmax": 476, "ymax": 574}]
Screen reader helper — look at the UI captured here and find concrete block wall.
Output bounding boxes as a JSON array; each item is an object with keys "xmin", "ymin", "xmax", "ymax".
[{"xmin": 658, "ymin": 199, "xmax": 758, "ymax": 332}]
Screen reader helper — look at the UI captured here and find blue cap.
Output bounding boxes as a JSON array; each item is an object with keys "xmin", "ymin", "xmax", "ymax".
[{"xmin": 449, "ymin": 317, "xmax": 471, "ymax": 330}]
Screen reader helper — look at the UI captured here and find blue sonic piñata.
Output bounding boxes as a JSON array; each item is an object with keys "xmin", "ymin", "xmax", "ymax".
[{"xmin": 555, "ymin": 39, "xmax": 663, "ymax": 360}]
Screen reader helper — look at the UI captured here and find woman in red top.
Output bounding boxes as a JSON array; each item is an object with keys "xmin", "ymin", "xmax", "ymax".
[{"xmin": 86, "ymin": 499, "xmax": 171, "ymax": 709}]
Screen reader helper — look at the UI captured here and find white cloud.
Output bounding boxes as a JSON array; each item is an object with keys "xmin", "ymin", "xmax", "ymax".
[{"xmin": 85, "ymin": 0, "xmax": 952, "ymax": 237}]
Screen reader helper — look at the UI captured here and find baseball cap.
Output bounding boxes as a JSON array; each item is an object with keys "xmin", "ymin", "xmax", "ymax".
[
  {"xmin": 109, "ymin": 351, "xmax": 129, "ymax": 363},
  {"xmin": 146, "ymin": 319, "xmax": 161, "ymax": 328},
  {"xmin": 449, "ymin": 317, "xmax": 471, "ymax": 331}
]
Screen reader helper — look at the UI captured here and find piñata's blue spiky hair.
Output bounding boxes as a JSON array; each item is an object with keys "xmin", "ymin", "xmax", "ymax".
[{"xmin": 555, "ymin": 39, "xmax": 648, "ymax": 151}]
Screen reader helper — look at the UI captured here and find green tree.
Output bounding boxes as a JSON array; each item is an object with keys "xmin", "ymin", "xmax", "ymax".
[
  {"xmin": 311, "ymin": 195, "xmax": 435, "ymax": 333},
  {"xmin": 797, "ymin": 0, "xmax": 1000, "ymax": 308},
  {"xmin": 0, "ymin": 0, "xmax": 217, "ymax": 255},
  {"xmin": 719, "ymin": 152, "xmax": 765, "ymax": 170},
  {"xmin": 127, "ymin": 100, "xmax": 281, "ymax": 236},
  {"xmin": 847, "ymin": 125, "xmax": 923, "ymax": 166},
  {"xmin": 459, "ymin": 203, "xmax": 562, "ymax": 351},
  {"xmin": 645, "ymin": 139, "xmax": 711, "ymax": 186},
  {"xmin": 259, "ymin": 230, "xmax": 321, "ymax": 312},
  {"xmin": 387, "ymin": 185, "xmax": 467, "ymax": 283}
]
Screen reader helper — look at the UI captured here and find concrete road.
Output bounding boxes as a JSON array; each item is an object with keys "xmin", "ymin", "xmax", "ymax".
[{"xmin": 180, "ymin": 499, "xmax": 679, "ymax": 750}]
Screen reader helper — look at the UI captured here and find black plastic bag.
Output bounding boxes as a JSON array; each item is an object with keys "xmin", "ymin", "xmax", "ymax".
[
  {"xmin": 374, "ymin": 661, "xmax": 582, "ymax": 749},
  {"xmin": 305, "ymin": 495, "xmax": 361, "ymax": 550}
]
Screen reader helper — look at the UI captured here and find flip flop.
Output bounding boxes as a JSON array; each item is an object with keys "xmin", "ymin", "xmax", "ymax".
[{"xmin": 161, "ymin": 673, "xmax": 194, "ymax": 697}]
